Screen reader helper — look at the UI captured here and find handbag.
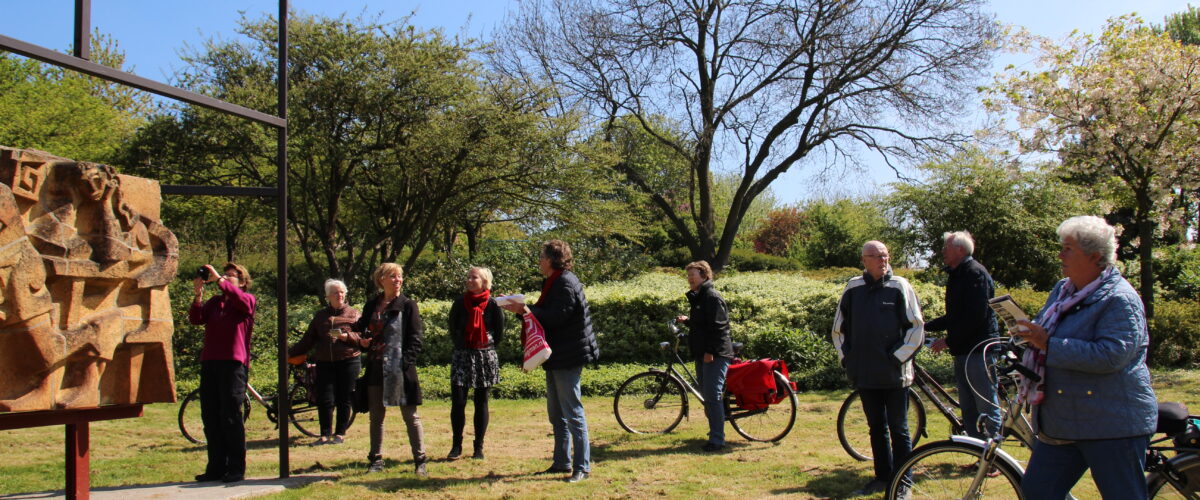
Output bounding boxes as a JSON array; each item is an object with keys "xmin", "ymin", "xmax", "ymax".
[{"xmin": 352, "ymin": 375, "xmax": 369, "ymax": 413}]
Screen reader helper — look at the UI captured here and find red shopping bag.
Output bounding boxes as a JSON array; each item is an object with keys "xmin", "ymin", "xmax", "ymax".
[{"xmin": 521, "ymin": 313, "xmax": 552, "ymax": 371}]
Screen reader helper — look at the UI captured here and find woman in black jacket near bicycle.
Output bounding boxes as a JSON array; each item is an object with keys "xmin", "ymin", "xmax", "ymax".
[
  {"xmin": 446, "ymin": 266, "xmax": 505, "ymax": 460},
  {"xmin": 287, "ymin": 279, "xmax": 362, "ymax": 445},
  {"xmin": 349, "ymin": 263, "xmax": 428, "ymax": 477},
  {"xmin": 675, "ymin": 260, "xmax": 735, "ymax": 452}
]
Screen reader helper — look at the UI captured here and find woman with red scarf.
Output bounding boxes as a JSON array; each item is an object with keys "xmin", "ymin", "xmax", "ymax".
[{"xmin": 446, "ymin": 267, "xmax": 505, "ymax": 460}]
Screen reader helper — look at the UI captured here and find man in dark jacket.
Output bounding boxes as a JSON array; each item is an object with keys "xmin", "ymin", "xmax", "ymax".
[
  {"xmin": 676, "ymin": 260, "xmax": 735, "ymax": 451},
  {"xmin": 502, "ymin": 240, "xmax": 599, "ymax": 483},
  {"xmin": 925, "ymin": 231, "xmax": 1001, "ymax": 439},
  {"xmin": 832, "ymin": 241, "xmax": 925, "ymax": 496}
]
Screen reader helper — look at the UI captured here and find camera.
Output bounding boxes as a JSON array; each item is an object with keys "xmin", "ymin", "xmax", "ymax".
[{"xmin": 196, "ymin": 266, "xmax": 211, "ymax": 280}]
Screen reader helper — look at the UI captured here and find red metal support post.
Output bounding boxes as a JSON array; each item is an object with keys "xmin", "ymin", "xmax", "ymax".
[{"xmin": 65, "ymin": 423, "xmax": 90, "ymax": 500}]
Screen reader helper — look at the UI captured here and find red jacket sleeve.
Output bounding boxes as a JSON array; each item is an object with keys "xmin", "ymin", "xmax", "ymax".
[{"xmin": 218, "ymin": 279, "xmax": 257, "ymax": 316}]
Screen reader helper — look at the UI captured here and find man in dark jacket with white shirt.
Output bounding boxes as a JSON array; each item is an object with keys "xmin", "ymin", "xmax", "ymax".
[
  {"xmin": 925, "ymin": 231, "xmax": 1001, "ymax": 439},
  {"xmin": 832, "ymin": 241, "xmax": 925, "ymax": 496}
]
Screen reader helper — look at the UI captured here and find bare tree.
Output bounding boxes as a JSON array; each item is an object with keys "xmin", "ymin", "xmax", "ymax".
[{"xmin": 494, "ymin": 0, "xmax": 997, "ymax": 270}]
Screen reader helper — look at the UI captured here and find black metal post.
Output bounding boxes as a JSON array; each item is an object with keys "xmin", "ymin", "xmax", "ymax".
[
  {"xmin": 276, "ymin": 0, "xmax": 290, "ymax": 480},
  {"xmin": 73, "ymin": 0, "xmax": 90, "ymax": 60}
]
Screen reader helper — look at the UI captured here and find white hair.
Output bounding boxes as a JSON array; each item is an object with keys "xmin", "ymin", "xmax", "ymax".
[
  {"xmin": 943, "ymin": 231, "xmax": 975, "ymax": 255},
  {"xmin": 323, "ymin": 279, "xmax": 348, "ymax": 296},
  {"xmin": 1057, "ymin": 216, "xmax": 1118, "ymax": 267}
]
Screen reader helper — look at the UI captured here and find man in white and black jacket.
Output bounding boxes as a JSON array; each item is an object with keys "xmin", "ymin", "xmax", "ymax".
[
  {"xmin": 925, "ymin": 231, "xmax": 1001, "ymax": 440},
  {"xmin": 832, "ymin": 240, "xmax": 925, "ymax": 497}
]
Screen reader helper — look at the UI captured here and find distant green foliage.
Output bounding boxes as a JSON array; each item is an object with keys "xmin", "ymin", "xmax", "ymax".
[
  {"xmin": 885, "ymin": 149, "xmax": 1100, "ymax": 290},
  {"xmin": 791, "ymin": 198, "xmax": 895, "ymax": 269},
  {"xmin": 1157, "ymin": 246, "xmax": 1200, "ymax": 301},
  {"xmin": 1150, "ymin": 300, "xmax": 1200, "ymax": 367},
  {"xmin": 726, "ymin": 249, "xmax": 802, "ymax": 271}
]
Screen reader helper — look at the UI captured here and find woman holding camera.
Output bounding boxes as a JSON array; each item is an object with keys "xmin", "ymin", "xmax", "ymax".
[
  {"xmin": 350, "ymin": 263, "xmax": 428, "ymax": 476},
  {"xmin": 287, "ymin": 279, "xmax": 362, "ymax": 445},
  {"xmin": 189, "ymin": 263, "xmax": 256, "ymax": 484},
  {"xmin": 446, "ymin": 267, "xmax": 505, "ymax": 460}
]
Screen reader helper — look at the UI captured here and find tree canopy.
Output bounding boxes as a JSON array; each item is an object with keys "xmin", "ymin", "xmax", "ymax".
[
  {"xmin": 494, "ymin": 0, "xmax": 998, "ymax": 271},
  {"xmin": 987, "ymin": 16, "xmax": 1200, "ymax": 315}
]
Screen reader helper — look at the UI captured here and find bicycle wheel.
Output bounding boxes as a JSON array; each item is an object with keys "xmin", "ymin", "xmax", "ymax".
[
  {"xmin": 178, "ymin": 388, "xmax": 251, "ymax": 444},
  {"xmin": 1149, "ymin": 452, "xmax": 1200, "ymax": 499},
  {"xmin": 888, "ymin": 440, "xmax": 1024, "ymax": 499},
  {"xmin": 837, "ymin": 388, "xmax": 927, "ymax": 461},
  {"xmin": 613, "ymin": 371, "xmax": 688, "ymax": 434},
  {"xmin": 287, "ymin": 383, "xmax": 321, "ymax": 437},
  {"xmin": 726, "ymin": 370, "xmax": 798, "ymax": 442}
]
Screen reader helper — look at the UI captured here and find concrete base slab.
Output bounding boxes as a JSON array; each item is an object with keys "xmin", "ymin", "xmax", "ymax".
[{"xmin": 0, "ymin": 474, "xmax": 336, "ymax": 500}]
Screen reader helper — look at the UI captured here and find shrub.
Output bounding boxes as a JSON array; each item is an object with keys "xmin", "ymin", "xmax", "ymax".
[
  {"xmin": 727, "ymin": 248, "xmax": 802, "ymax": 271},
  {"xmin": 1158, "ymin": 246, "xmax": 1200, "ymax": 301},
  {"xmin": 1149, "ymin": 300, "xmax": 1200, "ymax": 368}
]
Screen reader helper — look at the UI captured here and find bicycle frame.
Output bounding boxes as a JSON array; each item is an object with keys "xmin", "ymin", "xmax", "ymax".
[
  {"xmin": 911, "ymin": 363, "xmax": 963, "ymax": 437},
  {"xmin": 1146, "ymin": 426, "xmax": 1200, "ymax": 498},
  {"xmin": 658, "ymin": 322, "xmax": 706, "ymax": 405}
]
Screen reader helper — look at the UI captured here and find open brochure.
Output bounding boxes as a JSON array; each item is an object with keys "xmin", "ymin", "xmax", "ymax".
[
  {"xmin": 988, "ymin": 294, "xmax": 1030, "ymax": 332},
  {"xmin": 493, "ymin": 294, "xmax": 525, "ymax": 307}
]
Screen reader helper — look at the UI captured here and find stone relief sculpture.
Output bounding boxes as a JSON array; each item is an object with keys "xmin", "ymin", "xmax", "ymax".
[{"xmin": 0, "ymin": 147, "xmax": 179, "ymax": 412}]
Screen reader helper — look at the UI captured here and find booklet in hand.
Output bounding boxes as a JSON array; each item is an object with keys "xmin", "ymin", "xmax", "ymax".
[
  {"xmin": 988, "ymin": 294, "xmax": 1030, "ymax": 333},
  {"xmin": 493, "ymin": 294, "xmax": 525, "ymax": 307}
]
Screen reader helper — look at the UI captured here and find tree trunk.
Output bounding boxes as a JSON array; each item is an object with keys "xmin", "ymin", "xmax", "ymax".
[{"xmin": 1136, "ymin": 206, "xmax": 1156, "ymax": 319}]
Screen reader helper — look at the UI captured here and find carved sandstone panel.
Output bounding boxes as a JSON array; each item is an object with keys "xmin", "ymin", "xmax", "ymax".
[{"xmin": 0, "ymin": 147, "xmax": 179, "ymax": 411}]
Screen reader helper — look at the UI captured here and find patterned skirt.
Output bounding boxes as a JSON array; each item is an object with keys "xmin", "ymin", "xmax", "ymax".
[{"xmin": 451, "ymin": 348, "xmax": 500, "ymax": 388}]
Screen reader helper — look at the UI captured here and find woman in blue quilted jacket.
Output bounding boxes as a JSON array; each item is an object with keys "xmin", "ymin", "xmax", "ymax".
[{"xmin": 1014, "ymin": 216, "xmax": 1157, "ymax": 500}]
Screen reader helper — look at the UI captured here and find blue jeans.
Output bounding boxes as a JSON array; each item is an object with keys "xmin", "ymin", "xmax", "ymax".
[
  {"xmin": 859, "ymin": 387, "xmax": 912, "ymax": 482},
  {"xmin": 696, "ymin": 356, "xmax": 731, "ymax": 446},
  {"xmin": 1021, "ymin": 435, "xmax": 1150, "ymax": 500},
  {"xmin": 954, "ymin": 350, "xmax": 1000, "ymax": 438},
  {"xmin": 546, "ymin": 366, "xmax": 590, "ymax": 473}
]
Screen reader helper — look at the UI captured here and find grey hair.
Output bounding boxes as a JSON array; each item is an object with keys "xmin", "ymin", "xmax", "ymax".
[
  {"xmin": 1057, "ymin": 216, "xmax": 1118, "ymax": 268},
  {"xmin": 942, "ymin": 231, "xmax": 975, "ymax": 255},
  {"xmin": 323, "ymin": 279, "xmax": 348, "ymax": 296}
]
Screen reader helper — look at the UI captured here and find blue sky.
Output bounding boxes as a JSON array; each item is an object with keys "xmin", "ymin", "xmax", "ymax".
[{"xmin": 1, "ymin": 0, "xmax": 1192, "ymax": 203}]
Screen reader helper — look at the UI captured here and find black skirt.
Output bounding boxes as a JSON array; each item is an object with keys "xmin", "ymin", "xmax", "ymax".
[{"xmin": 451, "ymin": 349, "xmax": 500, "ymax": 388}]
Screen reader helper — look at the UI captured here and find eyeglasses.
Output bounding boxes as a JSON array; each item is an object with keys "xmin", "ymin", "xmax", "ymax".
[{"xmin": 863, "ymin": 254, "xmax": 889, "ymax": 260}]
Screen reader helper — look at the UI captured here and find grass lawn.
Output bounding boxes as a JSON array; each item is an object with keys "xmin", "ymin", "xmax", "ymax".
[{"xmin": 2, "ymin": 369, "xmax": 1197, "ymax": 499}]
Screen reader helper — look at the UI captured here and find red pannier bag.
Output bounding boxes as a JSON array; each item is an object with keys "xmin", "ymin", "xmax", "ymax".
[{"xmin": 725, "ymin": 359, "xmax": 795, "ymax": 410}]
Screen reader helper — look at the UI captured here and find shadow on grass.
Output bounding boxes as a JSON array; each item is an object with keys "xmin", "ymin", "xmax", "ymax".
[
  {"xmin": 772, "ymin": 466, "xmax": 871, "ymax": 499},
  {"xmin": 342, "ymin": 459, "xmax": 561, "ymax": 494},
  {"xmin": 591, "ymin": 436, "xmax": 756, "ymax": 462}
]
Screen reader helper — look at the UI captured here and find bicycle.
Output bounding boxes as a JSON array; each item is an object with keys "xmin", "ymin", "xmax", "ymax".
[
  {"xmin": 612, "ymin": 319, "xmax": 798, "ymax": 442},
  {"xmin": 177, "ymin": 356, "xmax": 357, "ymax": 444},
  {"xmin": 836, "ymin": 340, "xmax": 1035, "ymax": 463},
  {"xmin": 884, "ymin": 337, "xmax": 1039, "ymax": 499},
  {"xmin": 1144, "ymin": 404, "xmax": 1200, "ymax": 498}
]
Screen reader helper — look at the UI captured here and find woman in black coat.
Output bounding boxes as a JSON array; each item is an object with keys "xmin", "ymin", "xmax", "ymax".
[
  {"xmin": 349, "ymin": 262, "xmax": 427, "ymax": 476},
  {"xmin": 446, "ymin": 266, "xmax": 505, "ymax": 460},
  {"xmin": 500, "ymin": 240, "xmax": 599, "ymax": 483}
]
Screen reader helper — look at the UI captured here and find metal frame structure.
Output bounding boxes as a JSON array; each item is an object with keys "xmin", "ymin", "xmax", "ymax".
[{"xmin": 0, "ymin": 0, "xmax": 294, "ymax": 488}]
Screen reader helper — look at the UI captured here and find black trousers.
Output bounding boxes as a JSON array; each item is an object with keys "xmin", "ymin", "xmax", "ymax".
[
  {"xmin": 200, "ymin": 360, "xmax": 248, "ymax": 476},
  {"xmin": 314, "ymin": 357, "xmax": 361, "ymax": 436}
]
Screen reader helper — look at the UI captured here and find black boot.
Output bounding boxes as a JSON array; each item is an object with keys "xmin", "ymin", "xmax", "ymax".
[
  {"xmin": 448, "ymin": 435, "xmax": 463, "ymax": 460},
  {"xmin": 472, "ymin": 439, "xmax": 485, "ymax": 460}
]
